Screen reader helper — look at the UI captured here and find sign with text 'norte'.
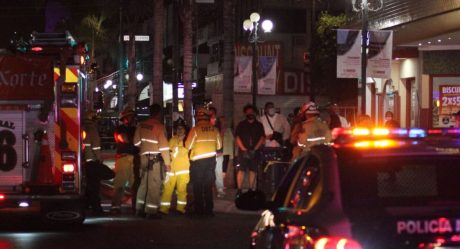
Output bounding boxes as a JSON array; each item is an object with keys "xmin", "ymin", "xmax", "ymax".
[{"xmin": 0, "ymin": 56, "xmax": 53, "ymax": 100}]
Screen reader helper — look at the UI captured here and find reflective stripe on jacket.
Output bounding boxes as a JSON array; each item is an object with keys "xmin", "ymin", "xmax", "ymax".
[
  {"xmin": 297, "ymin": 117, "xmax": 332, "ymax": 150},
  {"xmin": 185, "ymin": 120, "xmax": 222, "ymax": 161},
  {"xmin": 83, "ymin": 120, "xmax": 101, "ymax": 162},
  {"xmin": 169, "ymin": 135, "xmax": 190, "ymax": 171},
  {"xmin": 133, "ymin": 118, "xmax": 171, "ymax": 165}
]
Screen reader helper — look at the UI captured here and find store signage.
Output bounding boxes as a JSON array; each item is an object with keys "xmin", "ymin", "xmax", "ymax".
[{"xmin": 439, "ymin": 85, "xmax": 460, "ymax": 115}]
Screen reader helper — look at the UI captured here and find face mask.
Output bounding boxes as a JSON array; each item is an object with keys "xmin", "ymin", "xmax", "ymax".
[
  {"xmin": 267, "ymin": 108, "xmax": 276, "ymax": 116},
  {"xmin": 385, "ymin": 117, "xmax": 392, "ymax": 121},
  {"xmin": 246, "ymin": 114, "xmax": 256, "ymax": 120}
]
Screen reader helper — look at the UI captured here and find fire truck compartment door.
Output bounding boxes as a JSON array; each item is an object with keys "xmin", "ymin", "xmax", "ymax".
[{"xmin": 0, "ymin": 111, "xmax": 25, "ymax": 187}]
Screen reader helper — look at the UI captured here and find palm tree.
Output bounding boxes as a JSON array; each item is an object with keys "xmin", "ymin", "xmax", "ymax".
[
  {"xmin": 151, "ymin": 0, "xmax": 164, "ymax": 106},
  {"xmin": 222, "ymin": 0, "xmax": 235, "ymax": 126},
  {"xmin": 81, "ymin": 14, "xmax": 107, "ymax": 60},
  {"xmin": 179, "ymin": 0, "xmax": 194, "ymax": 125}
]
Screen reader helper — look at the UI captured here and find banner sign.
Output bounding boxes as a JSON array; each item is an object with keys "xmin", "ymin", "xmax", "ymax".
[
  {"xmin": 234, "ymin": 56, "xmax": 253, "ymax": 93},
  {"xmin": 258, "ymin": 56, "xmax": 277, "ymax": 95},
  {"xmin": 368, "ymin": 30, "xmax": 393, "ymax": 78},
  {"xmin": 439, "ymin": 85, "xmax": 460, "ymax": 115},
  {"xmin": 0, "ymin": 56, "xmax": 53, "ymax": 101},
  {"xmin": 337, "ymin": 29, "xmax": 362, "ymax": 78}
]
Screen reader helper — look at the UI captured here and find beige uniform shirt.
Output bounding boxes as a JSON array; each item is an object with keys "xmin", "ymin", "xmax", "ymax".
[
  {"xmin": 297, "ymin": 117, "xmax": 332, "ymax": 151},
  {"xmin": 133, "ymin": 118, "xmax": 171, "ymax": 165}
]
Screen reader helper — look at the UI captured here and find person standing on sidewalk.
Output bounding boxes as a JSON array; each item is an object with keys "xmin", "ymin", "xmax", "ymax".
[
  {"xmin": 110, "ymin": 107, "xmax": 138, "ymax": 215},
  {"xmin": 159, "ymin": 118, "xmax": 190, "ymax": 215},
  {"xmin": 235, "ymin": 104, "xmax": 265, "ymax": 196},
  {"xmin": 133, "ymin": 103, "xmax": 171, "ymax": 219},
  {"xmin": 185, "ymin": 107, "xmax": 222, "ymax": 216}
]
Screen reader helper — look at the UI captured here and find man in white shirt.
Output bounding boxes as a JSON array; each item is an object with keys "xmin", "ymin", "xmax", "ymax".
[{"xmin": 259, "ymin": 102, "xmax": 291, "ymax": 148}]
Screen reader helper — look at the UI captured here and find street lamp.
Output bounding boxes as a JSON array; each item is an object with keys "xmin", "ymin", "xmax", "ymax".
[
  {"xmin": 242, "ymin": 12, "xmax": 273, "ymax": 108},
  {"xmin": 352, "ymin": 0, "xmax": 383, "ymax": 115}
]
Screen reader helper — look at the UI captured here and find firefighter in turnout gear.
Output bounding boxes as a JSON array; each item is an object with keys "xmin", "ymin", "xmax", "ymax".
[
  {"xmin": 133, "ymin": 104, "xmax": 171, "ymax": 219},
  {"xmin": 110, "ymin": 107, "xmax": 138, "ymax": 215},
  {"xmin": 296, "ymin": 102, "xmax": 332, "ymax": 156},
  {"xmin": 82, "ymin": 111, "xmax": 106, "ymax": 215},
  {"xmin": 159, "ymin": 118, "xmax": 189, "ymax": 214},
  {"xmin": 185, "ymin": 107, "xmax": 222, "ymax": 216}
]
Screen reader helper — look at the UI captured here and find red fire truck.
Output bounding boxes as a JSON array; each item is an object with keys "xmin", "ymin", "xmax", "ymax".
[{"xmin": 0, "ymin": 32, "xmax": 88, "ymax": 224}]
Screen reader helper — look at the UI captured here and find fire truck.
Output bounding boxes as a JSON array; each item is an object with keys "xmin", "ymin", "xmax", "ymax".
[{"xmin": 0, "ymin": 32, "xmax": 88, "ymax": 224}]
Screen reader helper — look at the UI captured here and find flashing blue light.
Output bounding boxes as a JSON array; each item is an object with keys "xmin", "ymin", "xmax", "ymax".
[
  {"xmin": 392, "ymin": 128, "xmax": 408, "ymax": 135},
  {"xmin": 409, "ymin": 128, "xmax": 426, "ymax": 138}
]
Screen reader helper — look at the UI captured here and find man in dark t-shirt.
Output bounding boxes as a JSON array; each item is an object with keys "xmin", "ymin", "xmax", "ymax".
[{"xmin": 235, "ymin": 104, "xmax": 265, "ymax": 196}]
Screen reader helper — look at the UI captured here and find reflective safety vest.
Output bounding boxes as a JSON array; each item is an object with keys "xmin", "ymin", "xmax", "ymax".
[
  {"xmin": 83, "ymin": 120, "xmax": 101, "ymax": 162},
  {"xmin": 185, "ymin": 120, "xmax": 222, "ymax": 161},
  {"xmin": 133, "ymin": 118, "xmax": 171, "ymax": 165},
  {"xmin": 297, "ymin": 117, "xmax": 332, "ymax": 150},
  {"xmin": 169, "ymin": 135, "xmax": 190, "ymax": 172}
]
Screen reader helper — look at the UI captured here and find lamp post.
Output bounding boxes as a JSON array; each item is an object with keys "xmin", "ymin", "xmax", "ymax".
[
  {"xmin": 352, "ymin": 0, "xmax": 383, "ymax": 115},
  {"xmin": 243, "ymin": 12, "xmax": 273, "ymax": 108}
]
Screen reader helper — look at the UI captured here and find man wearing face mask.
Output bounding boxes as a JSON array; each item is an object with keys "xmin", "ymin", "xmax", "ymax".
[
  {"xmin": 260, "ymin": 102, "xmax": 291, "ymax": 148},
  {"xmin": 384, "ymin": 111, "xmax": 400, "ymax": 128},
  {"xmin": 235, "ymin": 104, "xmax": 265, "ymax": 196}
]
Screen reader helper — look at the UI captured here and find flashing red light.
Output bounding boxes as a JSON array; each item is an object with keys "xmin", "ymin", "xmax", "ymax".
[
  {"xmin": 0, "ymin": 194, "xmax": 5, "ymax": 200},
  {"xmin": 31, "ymin": 46, "xmax": 43, "ymax": 52},
  {"xmin": 114, "ymin": 133, "xmax": 125, "ymax": 143},
  {"xmin": 63, "ymin": 163, "xmax": 75, "ymax": 173},
  {"xmin": 314, "ymin": 237, "xmax": 363, "ymax": 249}
]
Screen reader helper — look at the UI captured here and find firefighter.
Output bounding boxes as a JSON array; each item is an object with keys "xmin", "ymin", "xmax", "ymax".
[
  {"xmin": 185, "ymin": 107, "xmax": 222, "ymax": 216},
  {"xmin": 110, "ymin": 106, "xmax": 138, "ymax": 215},
  {"xmin": 296, "ymin": 102, "xmax": 332, "ymax": 157},
  {"xmin": 159, "ymin": 118, "xmax": 189, "ymax": 215},
  {"xmin": 82, "ymin": 111, "xmax": 105, "ymax": 215},
  {"xmin": 133, "ymin": 103, "xmax": 171, "ymax": 219}
]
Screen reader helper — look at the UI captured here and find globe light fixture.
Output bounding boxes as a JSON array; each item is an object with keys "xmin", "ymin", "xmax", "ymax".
[
  {"xmin": 136, "ymin": 73, "xmax": 144, "ymax": 81},
  {"xmin": 242, "ymin": 12, "xmax": 274, "ymax": 107},
  {"xmin": 104, "ymin": 79, "xmax": 113, "ymax": 89}
]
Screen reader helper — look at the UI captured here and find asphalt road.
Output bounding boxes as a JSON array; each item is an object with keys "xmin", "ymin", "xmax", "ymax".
[{"xmin": 0, "ymin": 212, "xmax": 260, "ymax": 249}]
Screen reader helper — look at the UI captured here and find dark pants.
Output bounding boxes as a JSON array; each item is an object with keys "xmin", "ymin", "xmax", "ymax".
[
  {"xmin": 85, "ymin": 160, "xmax": 115, "ymax": 213},
  {"xmin": 190, "ymin": 157, "xmax": 216, "ymax": 215}
]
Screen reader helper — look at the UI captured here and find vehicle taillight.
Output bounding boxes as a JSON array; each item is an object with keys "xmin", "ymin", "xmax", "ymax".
[
  {"xmin": 63, "ymin": 163, "xmax": 75, "ymax": 173},
  {"xmin": 314, "ymin": 237, "xmax": 363, "ymax": 249}
]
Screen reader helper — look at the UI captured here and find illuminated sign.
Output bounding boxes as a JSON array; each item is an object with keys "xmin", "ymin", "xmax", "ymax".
[{"xmin": 397, "ymin": 218, "xmax": 460, "ymax": 234}]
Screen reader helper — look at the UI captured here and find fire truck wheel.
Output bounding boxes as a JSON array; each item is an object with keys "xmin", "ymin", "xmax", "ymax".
[{"xmin": 41, "ymin": 202, "xmax": 86, "ymax": 226}]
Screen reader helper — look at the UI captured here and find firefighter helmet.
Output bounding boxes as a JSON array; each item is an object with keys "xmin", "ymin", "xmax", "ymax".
[
  {"xmin": 195, "ymin": 107, "xmax": 210, "ymax": 120},
  {"xmin": 120, "ymin": 106, "xmax": 135, "ymax": 120},
  {"xmin": 173, "ymin": 118, "xmax": 187, "ymax": 130},
  {"xmin": 300, "ymin": 102, "xmax": 319, "ymax": 114},
  {"xmin": 84, "ymin": 110, "xmax": 97, "ymax": 121}
]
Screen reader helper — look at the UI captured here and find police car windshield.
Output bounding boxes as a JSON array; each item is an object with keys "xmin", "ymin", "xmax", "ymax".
[{"xmin": 338, "ymin": 154, "xmax": 460, "ymax": 212}]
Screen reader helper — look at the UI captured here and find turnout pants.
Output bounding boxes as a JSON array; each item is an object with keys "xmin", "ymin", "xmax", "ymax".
[
  {"xmin": 111, "ymin": 155, "xmax": 134, "ymax": 210},
  {"xmin": 159, "ymin": 170, "xmax": 190, "ymax": 214},
  {"xmin": 190, "ymin": 157, "xmax": 216, "ymax": 214},
  {"xmin": 136, "ymin": 155, "xmax": 162, "ymax": 214}
]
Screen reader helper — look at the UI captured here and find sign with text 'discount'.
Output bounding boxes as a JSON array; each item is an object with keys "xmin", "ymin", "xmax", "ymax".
[{"xmin": 0, "ymin": 55, "xmax": 54, "ymax": 101}]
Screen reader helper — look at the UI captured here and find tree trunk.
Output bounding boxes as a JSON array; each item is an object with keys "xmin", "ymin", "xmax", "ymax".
[
  {"xmin": 151, "ymin": 0, "xmax": 164, "ymax": 105},
  {"xmin": 127, "ymin": 33, "xmax": 137, "ymax": 109},
  {"xmin": 223, "ymin": 0, "xmax": 235, "ymax": 126},
  {"xmin": 182, "ymin": 2, "xmax": 193, "ymax": 125}
]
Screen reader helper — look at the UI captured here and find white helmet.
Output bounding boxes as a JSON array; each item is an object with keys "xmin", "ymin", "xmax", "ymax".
[{"xmin": 300, "ymin": 102, "xmax": 319, "ymax": 114}]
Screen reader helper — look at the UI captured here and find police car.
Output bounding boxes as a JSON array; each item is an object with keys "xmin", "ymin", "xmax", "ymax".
[{"xmin": 237, "ymin": 127, "xmax": 460, "ymax": 249}]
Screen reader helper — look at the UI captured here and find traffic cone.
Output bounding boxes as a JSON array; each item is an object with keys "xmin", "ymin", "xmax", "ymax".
[{"xmin": 37, "ymin": 132, "xmax": 54, "ymax": 184}]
